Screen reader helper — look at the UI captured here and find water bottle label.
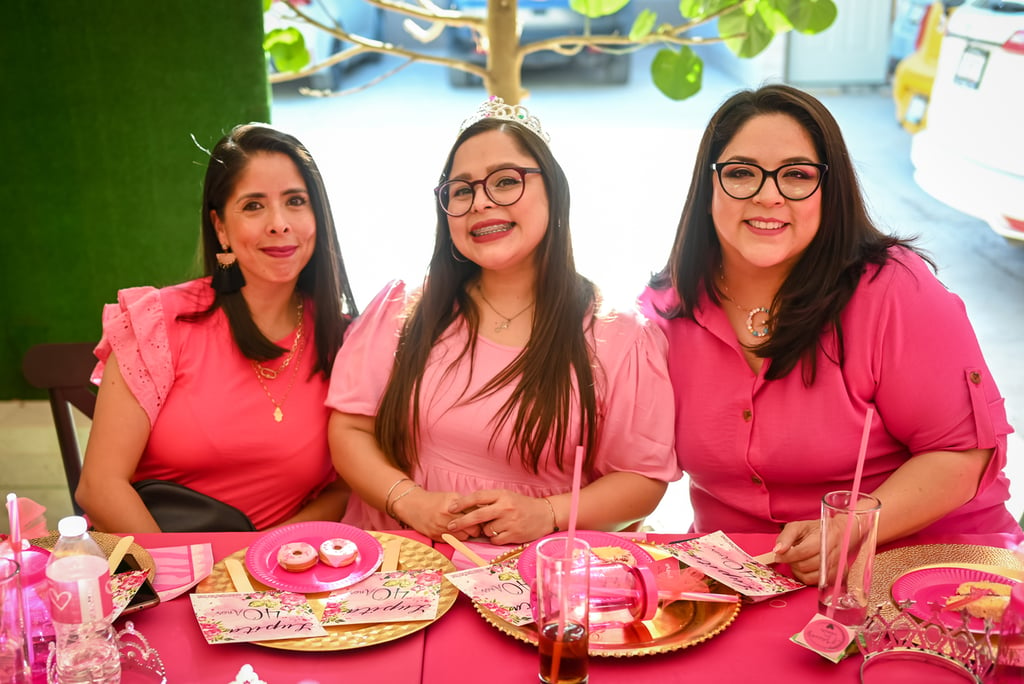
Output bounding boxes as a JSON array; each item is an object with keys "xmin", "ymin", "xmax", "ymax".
[{"xmin": 47, "ymin": 574, "xmax": 114, "ymax": 623}]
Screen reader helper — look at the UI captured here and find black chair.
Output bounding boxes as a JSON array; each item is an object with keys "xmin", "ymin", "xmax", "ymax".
[{"xmin": 21, "ymin": 342, "xmax": 98, "ymax": 515}]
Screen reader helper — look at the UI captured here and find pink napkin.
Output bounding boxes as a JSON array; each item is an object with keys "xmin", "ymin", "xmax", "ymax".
[{"xmin": 147, "ymin": 543, "xmax": 215, "ymax": 601}]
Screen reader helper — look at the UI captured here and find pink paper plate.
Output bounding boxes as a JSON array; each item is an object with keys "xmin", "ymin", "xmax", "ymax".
[
  {"xmin": 515, "ymin": 530, "xmax": 654, "ymax": 586},
  {"xmin": 890, "ymin": 566, "xmax": 1019, "ymax": 632},
  {"xmin": 244, "ymin": 521, "xmax": 383, "ymax": 593}
]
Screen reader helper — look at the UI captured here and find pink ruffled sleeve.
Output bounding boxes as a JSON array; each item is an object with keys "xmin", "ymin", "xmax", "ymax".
[
  {"xmin": 590, "ymin": 309, "xmax": 681, "ymax": 483},
  {"xmin": 326, "ymin": 280, "xmax": 411, "ymax": 416},
  {"xmin": 91, "ymin": 286, "xmax": 175, "ymax": 426}
]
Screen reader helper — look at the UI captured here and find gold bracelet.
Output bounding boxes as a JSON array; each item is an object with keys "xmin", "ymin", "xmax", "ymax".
[
  {"xmin": 542, "ymin": 497, "xmax": 560, "ymax": 532},
  {"xmin": 387, "ymin": 482, "xmax": 422, "ymax": 520},
  {"xmin": 384, "ymin": 477, "xmax": 411, "ymax": 513}
]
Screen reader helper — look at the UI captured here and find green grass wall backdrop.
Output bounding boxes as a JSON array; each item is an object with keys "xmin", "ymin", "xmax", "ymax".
[{"xmin": 1, "ymin": 1, "xmax": 271, "ymax": 398}]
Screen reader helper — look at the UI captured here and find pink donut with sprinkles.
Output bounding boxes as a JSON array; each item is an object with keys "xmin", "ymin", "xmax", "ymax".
[
  {"xmin": 277, "ymin": 542, "xmax": 318, "ymax": 572},
  {"xmin": 318, "ymin": 538, "xmax": 359, "ymax": 568}
]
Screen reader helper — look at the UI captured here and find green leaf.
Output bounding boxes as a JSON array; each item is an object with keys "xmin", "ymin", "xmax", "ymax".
[
  {"xmin": 263, "ymin": 0, "xmax": 272, "ymax": 13},
  {"xmin": 629, "ymin": 9, "xmax": 658, "ymax": 41},
  {"xmin": 678, "ymin": 0, "xmax": 743, "ymax": 20},
  {"xmin": 569, "ymin": 0, "xmax": 630, "ymax": 18},
  {"xmin": 772, "ymin": 0, "xmax": 837, "ymax": 33},
  {"xmin": 263, "ymin": 27, "xmax": 310, "ymax": 73},
  {"xmin": 720, "ymin": 6, "xmax": 776, "ymax": 58},
  {"xmin": 755, "ymin": 1, "xmax": 793, "ymax": 33},
  {"xmin": 651, "ymin": 46, "xmax": 704, "ymax": 101}
]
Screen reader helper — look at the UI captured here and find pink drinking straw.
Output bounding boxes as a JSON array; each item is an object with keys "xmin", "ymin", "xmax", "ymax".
[
  {"xmin": 6, "ymin": 492, "xmax": 34, "ymax": 668},
  {"xmin": 550, "ymin": 444, "xmax": 587, "ymax": 682},
  {"xmin": 825, "ymin": 407, "xmax": 875, "ymax": 620}
]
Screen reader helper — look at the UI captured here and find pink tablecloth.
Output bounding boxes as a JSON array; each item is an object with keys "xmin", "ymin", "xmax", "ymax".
[
  {"xmin": 116, "ymin": 530, "xmax": 1019, "ymax": 683},
  {"xmin": 126, "ymin": 531, "xmax": 429, "ymax": 684}
]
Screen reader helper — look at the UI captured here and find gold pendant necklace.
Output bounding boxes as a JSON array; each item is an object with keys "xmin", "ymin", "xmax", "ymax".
[
  {"xmin": 719, "ymin": 272, "xmax": 771, "ymax": 338},
  {"xmin": 476, "ymin": 284, "xmax": 534, "ymax": 333},
  {"xmin": 253, "ymin": 302, "xmax": 304, "ymax": 379},
  {"xmin": 252, "ymin": 301, "xmax": 305, "ymax": 422}
]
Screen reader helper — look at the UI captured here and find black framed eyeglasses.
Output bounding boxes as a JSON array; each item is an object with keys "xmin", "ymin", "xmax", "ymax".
[
  {"xmin": 711, "ymin": 161, "xmax": 828, "ymax": 201},
  {"xmin": 434, "ymin": 166, "xmax": 542, "ymax": 217}
]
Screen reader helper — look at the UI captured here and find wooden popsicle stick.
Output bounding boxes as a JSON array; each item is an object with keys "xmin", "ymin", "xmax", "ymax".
[
  {"xmin": 225, "ymin": 558, "xmax": 255, "ymax": 593},
  {"xmin": 380, "ymin": 539, "xmax": 401, "ymax": 572},
  {"xmin": 441, "ymin": 533, "xmax": 489, "ymax": 568},
  {"xmin": 107, "ymin": 535, "xmax": 134, "ymax": 574},
  {"xmin": 752, "ymin": 551, "xmax": 776, "ymax": 565}
]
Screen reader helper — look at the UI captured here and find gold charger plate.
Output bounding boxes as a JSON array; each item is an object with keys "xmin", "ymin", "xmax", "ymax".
[
  {"xmin": 870, "ymin": 544, "xmax": 1024, "ymax": 619},
  {"xmin": 30, "ymin": 530, "xmax": 156, "ymax": 581},
  {"xmin": 195, "ymin": 531, "xmax": 458, "ymax": 652},
  {"xmin": 475, "ymin": 543, "xmax": 741, "ymax": 657}
]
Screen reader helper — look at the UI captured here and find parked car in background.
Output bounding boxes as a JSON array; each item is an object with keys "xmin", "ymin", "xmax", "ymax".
[
  {"xmin": 911, "ymin": 0, "xmax": 1024, "ymax": 244},
  {"xmin": 891, "ymin": 1, "xmax": 964, "ymax": 132},
  {"xmin": 265, "ymin": 1, "xmax": 384, "ymax": 91},
  {"xmin": 888, "ymin": 0, "xmax": 943, "ymax": 74},
  {"xmin": 446, "ymin": 0, "xmax": 632, "ymax": 87}
]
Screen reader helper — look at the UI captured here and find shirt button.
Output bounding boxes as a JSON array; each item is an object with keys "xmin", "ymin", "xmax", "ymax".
[
  {"xmin": 751, "ymin": 476, "xmax": 763, "ymax": 485},
  {"xmin": 742, "ymin": 409, "xmax": 753, "ymax": 421},
  {"xmin": 970, "ymin": 371, "xmax": 982, "ymax": 384}
]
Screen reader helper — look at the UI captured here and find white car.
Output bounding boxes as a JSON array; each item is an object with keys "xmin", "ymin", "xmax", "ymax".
[{"xmin": 910, "ymin": 0, "xmax": 1024, "ymax": 244}]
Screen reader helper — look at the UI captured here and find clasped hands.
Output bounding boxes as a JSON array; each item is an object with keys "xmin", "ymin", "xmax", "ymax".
[{"xmin": 389, "ymin": 486, "xmax": 554, "ymax": 545}]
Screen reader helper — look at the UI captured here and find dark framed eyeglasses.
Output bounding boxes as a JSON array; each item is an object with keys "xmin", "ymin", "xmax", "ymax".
[
  {"xmin": 434, "ymin": 166, "xmax": 542, "ymax": 217},
  {"xmin": 711, "ymin": 161, "xmax": 828, "ymax": 201}
]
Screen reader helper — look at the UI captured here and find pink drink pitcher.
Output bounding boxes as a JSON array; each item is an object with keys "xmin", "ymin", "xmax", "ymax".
[
  {"xmin": 17, "ymin": 548, "xmax": 54, "ymax": 684},
  {"xmin": 532, "ymin": 560, "xmax": 658, "ymax": 629}
]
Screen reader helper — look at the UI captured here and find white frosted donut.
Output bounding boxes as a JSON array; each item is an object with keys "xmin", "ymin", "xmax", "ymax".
[
  {"xmin": 318, "ymin": 538, "xmax": 359, "ymax": 568},
  {"xmin": 277, "ymin": 542, "xmax": 318, "ymax": 572}
]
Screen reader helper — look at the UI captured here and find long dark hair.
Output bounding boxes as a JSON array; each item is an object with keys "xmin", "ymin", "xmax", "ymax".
[
  {"xmin": 375, "ymin": 117, "xmax": 599, "ymax": 475},
  {"xmin": 185, "ymin": 123, "xmax": 357, "ymax": 378},
  {"xmin": 650, "ymin": 84, "xmax": 928, "ymax": 383}
]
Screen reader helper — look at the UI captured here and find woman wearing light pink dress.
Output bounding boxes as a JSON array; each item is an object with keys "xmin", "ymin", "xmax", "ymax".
[{"xmin": 327, "ymin": 99, "xmax": 679, "ymax": 545}]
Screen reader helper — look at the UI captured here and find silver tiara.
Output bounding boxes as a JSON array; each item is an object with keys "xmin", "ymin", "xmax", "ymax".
[
  {"xmin": 458, "ymin": 96, "xmax": 551, "ymax": 143},
  {"xmin": 858, "ymin": 601, "xmax": 995, "ymax": 682}
]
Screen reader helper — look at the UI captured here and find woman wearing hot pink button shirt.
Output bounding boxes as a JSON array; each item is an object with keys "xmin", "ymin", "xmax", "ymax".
[{"xmin": 640, "ymin": 84, "xmax": 1021, "ymax": 584}]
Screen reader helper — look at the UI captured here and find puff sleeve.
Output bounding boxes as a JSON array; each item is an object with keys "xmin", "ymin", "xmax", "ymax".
[
  {"xmin": 91, "ymin": 286, "xmax": 176, "ymax": 426},
  {"xmin": 326, "ymin": 280, "xmax": 410, "ymax": 416}
]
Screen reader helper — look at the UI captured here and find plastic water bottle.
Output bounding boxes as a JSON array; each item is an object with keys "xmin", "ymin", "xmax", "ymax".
[{"xmin": 44, "ymin": 517, "xmax": 120, "ymax": 684}]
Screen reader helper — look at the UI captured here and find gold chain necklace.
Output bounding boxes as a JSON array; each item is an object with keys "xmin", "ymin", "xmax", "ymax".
[
  {"xmin": 476, "ymin": 284, "xmax": 534, "ymax": 333},
  {"xmin": 252, "ymin": 301, "xmax": 305, "ymax": 423},
  {"xmin": 718, "ymin": 272, "xmax": 771, "ymax": 338},
  {"xmin": 253, "ymin": 301, "xmax": 304, "ymax": 380}
]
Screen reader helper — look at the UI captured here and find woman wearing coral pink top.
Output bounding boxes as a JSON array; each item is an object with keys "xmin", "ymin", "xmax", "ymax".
[
  {"xmin": 327, "ymin": 99, "xmax": 679, "ymax": 545},
  {"xmin": 76, "ymin": 124, "xmax": 358, "ymax": 532},
  {"xmin": 639, "ymin": 85, "xmax": 1021, "ymax": 584}
]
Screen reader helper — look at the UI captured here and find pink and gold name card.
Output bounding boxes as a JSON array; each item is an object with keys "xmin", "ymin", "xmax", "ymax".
[
  {"xmin": 320, "ymin": 569, "xmax": 443, "ymax": 626},
  {"xmin": 445, "ymin": 558, "xmax": 534, "ymax": 626},
  {"xmin": 189, "ymin": 591, "xmax": 326, "ymax": 644},
  {"xmin": 659, "ymin": 531, "xmax": 804, "ymax": 601}
]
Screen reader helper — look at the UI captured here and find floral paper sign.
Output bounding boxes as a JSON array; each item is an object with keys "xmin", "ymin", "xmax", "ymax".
[
  {"xmin": 321, "ymin": 569, "xmax": 442, "ymax": 625},
  {"xmin": 658, "ymin": 531, "xmax": 805, "ymax": 601},
  {"xmin": 189, "ymin": 591, "xmax": 326, "ymax": 644},
  {"xmin": 109, "ymin": 570, "xmax": 149, "ymax": 621},
  {"xmin": 445, "ymin": 559, "xmax": 534, "ymax": 626}
]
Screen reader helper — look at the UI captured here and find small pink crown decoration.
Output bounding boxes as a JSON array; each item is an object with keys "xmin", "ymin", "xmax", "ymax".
[
  {"xmin": 459, "ymin": 95, "xmax": 551, "ymax": 143},
  {"xmin": 858, "ymin": 601, "xmax": 995, "ymax": 682}
]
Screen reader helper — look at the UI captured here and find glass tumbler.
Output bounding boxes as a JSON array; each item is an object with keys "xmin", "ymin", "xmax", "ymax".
[{"xmin": 535, "ymin": 536, "xmax": 590, "ymax": 684}]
